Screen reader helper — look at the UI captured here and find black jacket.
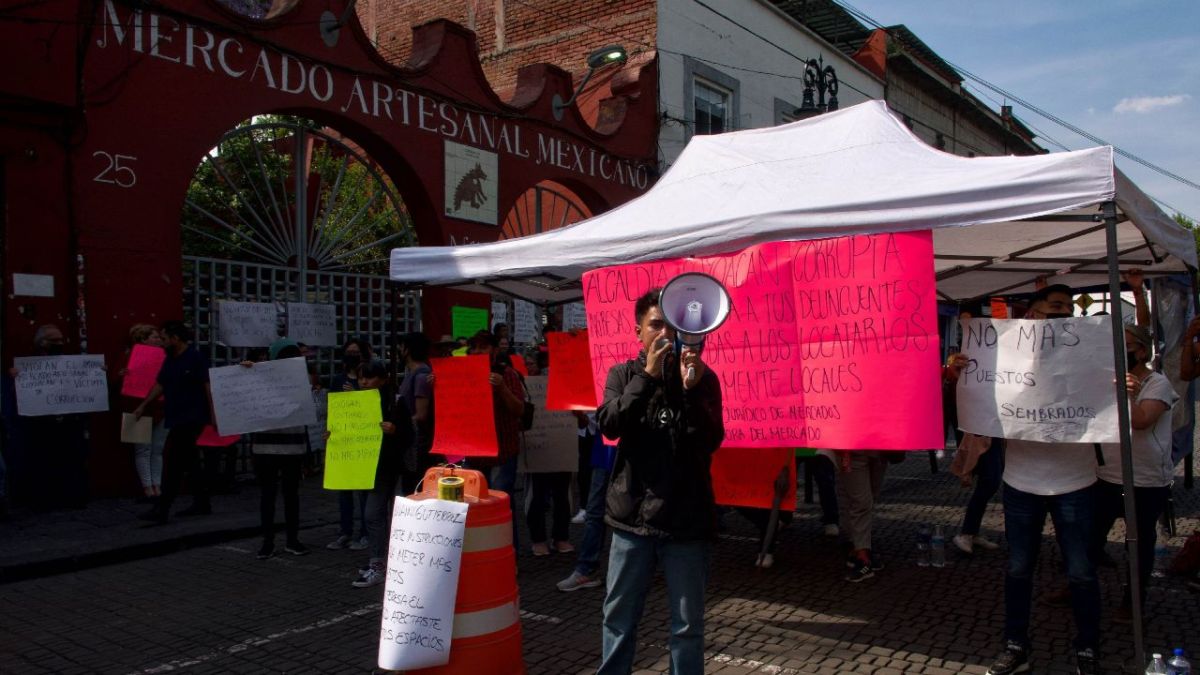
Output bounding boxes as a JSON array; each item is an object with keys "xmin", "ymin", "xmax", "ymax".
[{"xmin": 598, "ymin": 352, "xmax": 724, "ymax": 540}]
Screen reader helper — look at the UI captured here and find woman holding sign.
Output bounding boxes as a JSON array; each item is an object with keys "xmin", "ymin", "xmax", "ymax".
[{"xmin": 119, "ymin": 324, "xmax": 167, "ymax": 501}]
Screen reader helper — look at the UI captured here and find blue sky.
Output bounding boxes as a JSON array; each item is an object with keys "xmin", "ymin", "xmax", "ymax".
[{"xmin": 845, "ymin": 0, "xmax": 1200, "ymax": 223}]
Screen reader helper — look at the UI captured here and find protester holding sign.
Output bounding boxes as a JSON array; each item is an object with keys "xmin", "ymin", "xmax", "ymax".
[
  {"xmin": 396, "ymin": 332, "xmax": 435, "ymax": 493},
  {"xmin": 327, "ymin": 336, "xmax": 373, "ymax": 552},
  {"xmin": 119, "ymin": 325, "xmax": 168, "ymax": 501},
  {"xmin": 596, "ymin": 289, "xmax": 723, "ymax": 675},
  {"xmin": 135, "ymin": 321, "xmax": 214, "ymax": 525},
  {"xmin": 984, "ymin": 285, "xmax": 1103, "ymax": 675},
  {"xmin": 1091, "ymin": 324, "xmax": 1177, "ymax": 621},
  {"xmin": 466, "ymin": 332, "xmax": 526, "ymax": 549},
  {"xmin": 243, "ymin": 339, "xmax": 312, "ymax": 559}
]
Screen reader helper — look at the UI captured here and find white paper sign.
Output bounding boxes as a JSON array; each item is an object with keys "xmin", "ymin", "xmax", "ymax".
[
  {"xmin": 287, "ymin": 302, "xmax": 337, "ymax": 346},
  {"xmin": 12, "ymin": 273, "xmax": 55, "ymax": 297},
  {"xmin": 490, "ymin": 301, "xmax": 508, "ymax": 326},
  {"xmin": 378, "ymin": 497, "xmax": 470, "ymax": 671},
  {"xmin": 513, "ymin": 299, "xmax": 538, "ymax": 344},
  {"xmin": 956, "ymin": 316, "xmax": 1118, "ymax": 443},
  {"xmin": 308, "ymin": 389, "xmax": 328, "ymax": 451},
  {"xmin": 209, "ymin": 357, "xmax": 317, "ymax": 435},
  {"xmin": 563, "ymin": 303, "xmax": 587, "ymax": 330},
  {"xmin": 520, "ymin": 376, "xmax": 579, "ymax": 473},
  {"xmin": 217, "ymin": 300, "xmax": 279, "ymax": 347},
  {"xmin": 14, "ymin": 355, "xmax": 109, "ymax": 416}
]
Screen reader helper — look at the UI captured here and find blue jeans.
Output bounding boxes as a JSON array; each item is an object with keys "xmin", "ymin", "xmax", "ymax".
[
  {"xmin": 338, "ymin": 490, "xmax": 368, "ymax": 538},
  {"xmin": 599, "ymin": 530, "xmax": 709, "ymax": 675},
  {"xmin": 1003, "ymin": 483, "xmax": 1100, "ymax": 652},
  {"xmin": 960, "ymin": 439, "xmax": 1004, "ymax": 536},
  {"xmin": 575, "ymin": 467, "xmax": 609, "ymax": 577}
]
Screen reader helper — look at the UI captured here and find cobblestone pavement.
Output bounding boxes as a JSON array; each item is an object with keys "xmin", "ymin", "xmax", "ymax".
[{"xmin": 1, "ymin": 454, "xmax": 1196, "ymax": 674}]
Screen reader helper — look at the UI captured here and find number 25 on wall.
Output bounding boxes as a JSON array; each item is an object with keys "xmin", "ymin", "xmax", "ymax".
[{"xmin": 93, "ymin": 151, "xmax": 137, "ymax": 188}]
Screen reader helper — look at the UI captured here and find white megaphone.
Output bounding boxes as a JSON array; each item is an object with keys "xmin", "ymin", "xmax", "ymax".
[{"xmin": 659, "ymin": 272, "xmax": 731, "ymax": 383}]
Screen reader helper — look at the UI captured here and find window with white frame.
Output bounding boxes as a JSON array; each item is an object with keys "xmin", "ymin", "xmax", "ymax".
[{"xmin": 693, "ymin": 79, "xmax": 732, "ymax": 136}]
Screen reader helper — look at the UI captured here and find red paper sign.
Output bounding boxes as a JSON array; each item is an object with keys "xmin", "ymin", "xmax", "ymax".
[
  {"xmin": 989, "ymin": 297, "xmax": 1008, "ymax": 319},
  {"xmin": 582, "ymin": 233, "xmax": 942, "ymax": 450},
  {"xmin": 430, "ymin": 355, "xmax": 499, "ymax": 457},
  {"xmin": 196, "ymin": 425, "xmax": 241, "ymax": 447},
  {"xmin": 509, "ymin": 353, "xmax": 528, "ymax": 376},
  {"xmin": 121, "ymin": 344, "xmax": 166, "ymax": 399},
  {"xmin": 711, "ymin": 447, "xmax": 796, "ymax": 510},
  {"xmin": 545, "ymin": 331, "xmax": 598, "ymax": 410}
]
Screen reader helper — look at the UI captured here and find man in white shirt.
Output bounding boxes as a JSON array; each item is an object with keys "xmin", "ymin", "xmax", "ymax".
[
  {"xmin": 1091, "ymin": 324, "xmax": 1176, "ymax": 622},
  {"xmin": 987, "ymin": 285, "xmax": 1102, "ymax": 675}
]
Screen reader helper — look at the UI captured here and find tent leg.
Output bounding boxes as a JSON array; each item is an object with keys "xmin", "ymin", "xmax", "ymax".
[{"xmin": 1103, "ymin": 201, "xmax": 1145, "ymax": 668}]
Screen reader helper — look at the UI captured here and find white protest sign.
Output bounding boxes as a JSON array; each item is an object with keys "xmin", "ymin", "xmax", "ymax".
[
  {"xmin": 308, "ymin": 389, "xmax": 328, "ymax": 451},
  {"xmin": 956, "ymin": 316, "xmax": 1118, "ymax": 443},
  {"xmin": 519, "ymin": 376, "xmax": 579, "ymax": 473},
  {"xmin": 513, "ymin": 299, "xmax": 538, "ymax": 344},
  {"xmin": 378, "ymin": 497, "xmax": 470, "ymax": 671},
  {"xmin": 12, "ymin": 273, "xmax": 54, "ymax": 297},
  {"xmin": 490, "ymin": 300, "xmax": 508, "ymax": 326},
  {"xmin": 562, "ymin": 302, "xmax": 587, "ymax": 330},
  {"xmin": 209, "ymin": 357, "xmax": 317, "ymax": 436},
  {"xmin": 14, "ymin": 355, "xmax": 109, "ymax": 416},
  {"xmin": 287, "ymin": 302, "xmax": 337, "ymax": 346},
  {"xmin": 217, "ymin": 300, "xmax": 278, "ymax": 347}
]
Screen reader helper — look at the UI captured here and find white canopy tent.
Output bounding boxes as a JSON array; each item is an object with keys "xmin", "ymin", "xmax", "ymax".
[
  {"xmin": 390, "ymin": 100, "xmax": 1195, "ymax": 303},
  {"xmin": 390, "ymin": 100, "xmax": 1195, "ymax": 664}
]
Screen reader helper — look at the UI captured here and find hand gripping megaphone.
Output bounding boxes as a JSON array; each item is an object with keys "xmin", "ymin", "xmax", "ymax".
[{"xmin": 659, "ymin": 272, "xmax": 731, "ymax": 383}]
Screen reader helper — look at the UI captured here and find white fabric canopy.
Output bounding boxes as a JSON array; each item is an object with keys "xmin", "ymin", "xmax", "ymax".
[{"xmin": 391, "ymin": 100, "xmax": 1195, "ymax": 303}]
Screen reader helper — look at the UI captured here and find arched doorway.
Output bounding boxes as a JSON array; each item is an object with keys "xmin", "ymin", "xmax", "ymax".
[{"xmin": 181, "ymin": 115, "xmax": 419, "ymax": 377}]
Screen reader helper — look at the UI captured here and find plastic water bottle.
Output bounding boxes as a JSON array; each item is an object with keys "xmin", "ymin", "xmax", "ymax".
[
  {"xmin": 1147, "ymin": 653, "xmax": 1168, "ymax": 674},
  {"xmin": 930, "ymin": 525, "xmax": 946, "ymax": 568},
  {"xmin": 916, "ymin": 525, "xmax": 931, "ymax": 567},
  {"xmin": 1167, "ymin": 648, "xmax": 1191, "ymax": 675}
]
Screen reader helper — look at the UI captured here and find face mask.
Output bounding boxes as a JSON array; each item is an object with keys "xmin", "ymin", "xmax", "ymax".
[
  {"xmin": 45, "ymin": 344, "xmax": 65, "ymax": 356},
  {"xmin": 1126, "ymin": 351, "xmax": 1140, "ymax": 368}
]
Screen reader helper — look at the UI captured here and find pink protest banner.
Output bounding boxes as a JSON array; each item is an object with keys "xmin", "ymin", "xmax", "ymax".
[
  {"xmin": 545, "ymin": 331, "xmax": 598, "ymax": 410},
  {"xmin": 711, "ymin": 447, "xmax": 796, "ymax": 510},
  {"xmin": 582, "ymin": 232, "xmax": 942, "ymax": 450},
  {"xmin": 120, "ymin": 344, "xmax": 166, "ymax": 399},
  {"xmin": 430, "ymin": 355, "xmax": 499, "ymax": 457},
  {"xmin": 197, "ymin": 425, "xmax": 241, "ymax": 447}
]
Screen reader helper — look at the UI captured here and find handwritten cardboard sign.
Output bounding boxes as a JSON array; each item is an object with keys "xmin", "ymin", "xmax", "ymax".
[
  {"xmin": 430, "ymin": 355, "xmax": 498, "ymax": 457},
  {"xmin": 217, "ymin": 300, "xmax": 278, "ymax": 347},
  {"xmin": 197, "ymin": 425, "xmax": 241, "ymax": 447},
  {"xmin": 377, "ymin": 497, "xmax": 469, "ymax": 671},
  {"xmin": 324, "ymin": 389, "xmax": 383, "ymax": 489},
  {"xmin": 451, "ymin": 306, "xmax": 488, "ymax": 340},
  {"xmin": 513, "ymin": 299, "xmax": 538, "ymax": 344},
  {"xmin": 490, "ymin": 300, "xmax": 508, "ymax": 326},
  {"xmin": 519, "ymin": 376, "xmax": 580, "ymax": 473},
  {"xmin": 711, "ymin": 447, "xmax": 796, "ymax": 510},
  {"xmin": 121, "ymin": 344, "xmax": 166, "ymax": 399},
  {"xmin": 582, "ymin": 233, "xmax": 942, "ymax": 450},
  {"xmin": 563, "ymin": 303, "xmax": 588, "ymax": 330},
  {"xmin": 209, "ymin": 357, "xmax": 317, "ymax": 436},
  {"xmin": 287, "ymin": 302, "xmax": 337, "ymax": 346},
  {"xmin": 545, "ymin": 331, "xmax": 598, "ymax": 410},
  {"xmin": 14, "ymin": 355, "xmax": 109, "ymax": 416},
  {"xmin": 955, "ymin": 316, "xmax": 1118, "ymax": 443}
]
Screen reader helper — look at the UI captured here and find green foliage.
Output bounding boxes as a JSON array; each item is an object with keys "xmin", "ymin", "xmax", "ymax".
[{"xmin": 1173, "ymin": 213, "xmax": 1198, "ymax": 263}]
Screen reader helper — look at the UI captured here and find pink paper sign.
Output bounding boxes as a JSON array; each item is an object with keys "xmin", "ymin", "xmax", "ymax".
[
  {"xmin": 120, "ymin": 344, "xmax": 166, "ymax": 399},
  {"xmin": 582, "ymin": 232, "xmax": 942, "ymax": 450},
  {"xmin": 197, "ymin": 425, "xmax": 241, "ymax": 447}
]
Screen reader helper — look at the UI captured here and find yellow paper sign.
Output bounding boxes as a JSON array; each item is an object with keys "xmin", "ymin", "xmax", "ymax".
[{"xmin": 323, "ymin": 389, "xmax": 383, "ymax": 490}]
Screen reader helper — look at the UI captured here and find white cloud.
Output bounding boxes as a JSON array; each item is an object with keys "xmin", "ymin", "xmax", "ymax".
[{"xmin": 1113, "ymin": 94, "xmax": 1190, "ymax": 114}]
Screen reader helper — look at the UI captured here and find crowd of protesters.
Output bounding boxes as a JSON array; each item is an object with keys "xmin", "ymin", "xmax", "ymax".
[{"xmin": 1, "ymin": 276, "xmax": 1198, "ymax": 674}]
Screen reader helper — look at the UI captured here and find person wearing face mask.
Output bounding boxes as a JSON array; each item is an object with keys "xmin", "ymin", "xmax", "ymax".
[
  {"xmin": 326, "ymin": 337, "xmax": 373, "ymax": 551},
  {"xmin": 1090, "ymin": 324, "xmax": 1177, "ymax": 623}
]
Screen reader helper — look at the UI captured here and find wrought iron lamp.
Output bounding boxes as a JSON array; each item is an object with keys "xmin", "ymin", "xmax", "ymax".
[
  {"xmin": 553, "ymin": 45, "xmax": 628, "ymax": 121},
  {"xmin": 793, "ymin": 56, "xmax": 839, "ymax": 119}
]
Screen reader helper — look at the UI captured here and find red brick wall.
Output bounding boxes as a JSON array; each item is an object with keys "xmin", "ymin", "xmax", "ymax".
[{"xmin": 364, "ymin": 0, "xmax": 657, "ymax": 100}]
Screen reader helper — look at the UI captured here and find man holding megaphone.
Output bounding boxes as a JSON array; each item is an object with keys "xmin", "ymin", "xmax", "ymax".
[{"xmin": 596, "ymin": 280, "xmax": 725, "ymax": 675}]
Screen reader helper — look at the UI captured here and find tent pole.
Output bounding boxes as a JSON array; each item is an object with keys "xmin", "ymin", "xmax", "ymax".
[{"xmin": 1102, "ymin": 200, "xmax": 1144, "ymax": 667}]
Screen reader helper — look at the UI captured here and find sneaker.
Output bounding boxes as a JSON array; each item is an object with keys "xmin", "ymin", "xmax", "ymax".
[
  {"xmin": 352, "ymin": 566, "xmax": 385, "ymax": 588},
  {"xmin": 570, "ymin": 509, "xmax": 587, "ymax": 524},
  {"xmin": 953, "ymin": 534, "xmax": 975, "ymax": 555},
  {"xmin": 531, "ymin": 542, "xmax": 550, "ymax": 556},
  {"xmin": 1075, "ymin": 647, "xmax": 1101, "ymax": 675},
  {"xmin": 326, "ymin": 534, "xmax": 352, "ymax": 550},
  {"xmin": 349, "ymin": 535, "xmax": 369, "ymax": 551},
  {"xmin": 557, "ymin": 570, "xmax": 603, "ymax": 592},
  {"xmin": 845, "ymin": 558, "xmax": 874, "ymax": 583},
  {"xmin": 973, "ymin": 535, "xmax": 1000, "ymax": 551},
  {"xmin": 755, "ymin": 553, "xmax": 775, "ymax": 569},
  {"xmin": 554, "ymin": 541, "xmax": 575, "ymax": 554},
  {"xmin": 284, "ymin": 542, "xmax": 310, "ymax": 556},
  {"xmin": 176, "ymin": 503, "xmax": 211, "ymax": 517},
  {"xmin": 256, "ymin": 543, "xmax": 275, "ymax": 560},
  {"xmin": 986, "ymin": 641, "xmax": 1029, "ymax": 675},
  {"xmin": 822, "ymin": 523, "xmax": 839, "ymax": 537}
]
